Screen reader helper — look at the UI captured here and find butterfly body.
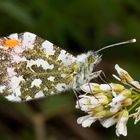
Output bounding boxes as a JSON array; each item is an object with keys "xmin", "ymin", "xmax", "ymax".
[{"xmin": 0, "ymin": 32, "xmax": 101, "ymax": 102}]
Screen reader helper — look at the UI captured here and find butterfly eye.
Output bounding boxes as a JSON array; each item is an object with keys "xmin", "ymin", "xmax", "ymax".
[{"xmin": 4, "ymin": 39, "xmax": 21, "ymax": 48}]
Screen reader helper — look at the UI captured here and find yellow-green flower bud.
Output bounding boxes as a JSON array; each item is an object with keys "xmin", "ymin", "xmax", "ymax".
[
  {"xmin": 110, "ymin": 83, "xmax": 125, "ymax": 92},
  {"xmin": 123, "ymin": 98, "xmax": 132, "ymax": 106}
]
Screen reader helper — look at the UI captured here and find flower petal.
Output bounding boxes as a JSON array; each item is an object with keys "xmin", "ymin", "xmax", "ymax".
[
  {"xmin": 100, "ymin": 117, "xmax": 116, "ymax": 128},
  {"xmin": 116, "ymin": 110, "xmax": 129, "ymax": 136},
  {"xmin": 80, "ymin": 83, "xmax": 99, "ymax": 93},
  {"xmin": 115, "ymin": 64, "xmax": 133, "ymax": 83},
  {"xmin": 77, "ymin": 115, "xmax": 92, "ymax": 124},
  {"xmin": 77, "ymin": 114, "xmax": 97, "ymax": 128},
  {"xmin": 100, "ymin": 84, "xmax": 111, "ymax": 91},
  {"xmin": 82, "ymin": 117, "xmax": 97, "ymax": 127}
]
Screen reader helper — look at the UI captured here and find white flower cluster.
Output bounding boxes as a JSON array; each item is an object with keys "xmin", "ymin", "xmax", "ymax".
[{"xmin": 76, "ymin": 64, "xmax": 140, "ymax": 137}]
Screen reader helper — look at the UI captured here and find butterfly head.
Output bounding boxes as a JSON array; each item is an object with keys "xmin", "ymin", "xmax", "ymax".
[
  {"xmin": 73, "ymin": 51, "xmax": 101, "ymax": 89},
  {"xmin": 73, "ymin": 38, "xmax": 136, "ymax": 89}
]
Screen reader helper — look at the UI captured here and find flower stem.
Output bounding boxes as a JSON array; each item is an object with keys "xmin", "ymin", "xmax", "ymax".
[{"xmin": 128, "ymin": 99, "xmax": 140, "ymax": 112}]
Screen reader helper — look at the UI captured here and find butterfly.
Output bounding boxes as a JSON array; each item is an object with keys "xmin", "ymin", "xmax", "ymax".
[{"xmin": 0, "ymin": 32, "xmax": 136, "ymax": 102}]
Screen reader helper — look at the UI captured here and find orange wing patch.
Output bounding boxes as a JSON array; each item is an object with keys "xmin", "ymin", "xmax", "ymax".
[{"xmin": 4, "ymin": 39, "xmax": 21, "ymax": 48}]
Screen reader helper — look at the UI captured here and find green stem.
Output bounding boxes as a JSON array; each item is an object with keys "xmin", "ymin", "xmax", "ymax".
[
  {"xmin": 128, "ymin": 99, "xmax": 140, "ymax": 112},
  {"xmin": 132, "ymin": 96, "xmax": 140, "ymax": 102},
  {"xmin": 132, "ymin": 90, "xmax": 140, "ymax": 95}
]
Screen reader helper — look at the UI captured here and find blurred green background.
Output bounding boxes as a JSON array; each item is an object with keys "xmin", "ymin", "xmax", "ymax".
[{"xmin": 0, "ymin": 0, "xmax": 140, "ymax": 140}]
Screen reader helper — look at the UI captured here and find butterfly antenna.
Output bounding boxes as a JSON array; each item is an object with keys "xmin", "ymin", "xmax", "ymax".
[{"xmin": 96, "ymin": 38, "xmax": 136, "ymax": 53}]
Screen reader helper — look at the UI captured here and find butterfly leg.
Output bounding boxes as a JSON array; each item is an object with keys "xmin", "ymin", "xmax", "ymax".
[
  {"xmin": 89, "ymin": 70, "xmax": 113, "ymax": 91},
  {"xmin": 73, "ymin": 89, "xmax": 81, "ymax": 108},
  {"xmin": 88, "ymin": 70, "xmax": 103, "ymax": 81}
]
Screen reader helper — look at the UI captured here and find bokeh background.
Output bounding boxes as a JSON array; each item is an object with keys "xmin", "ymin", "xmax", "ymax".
[{"xmin": 0, "ymin": 0, "xmax": 140, "ymax": 140}]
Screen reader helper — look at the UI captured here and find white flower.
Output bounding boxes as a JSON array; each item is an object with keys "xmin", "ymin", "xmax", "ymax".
[
  {"xmin": 116, "ymin": 110, "xmax": 129, "ymax": 136},
  {"xmin": 76, "ymin": 95, "xmax": 101, "ymax": 112},
  {"xmin": 113, "ymin": 64, "xmax": 140, "ymax": 91},
  {"xmin": 113, "ymin": 64, "xmax": 136, "ymax": 87},
  {"xmin": 115, "ymin": 64, "xmax": 129, "ymax": 76},
  {"xmin": 80, "ymin": 83, "xmax": 126, "ymax": 94},
  {"xmin": 130, "ymin": 81, "xmax": 140, "ymax": 90},
  {"xmin": 109, "ymin": 102, "xmax": 122, "ymax": 113},
  {"xmin": 113, "ymin": 94, "xmax": 126, "ymax": 102},
  {"xmin": 130, "ymin": 107, "xmax": 140, "ymax": 124},
  {"xmin": 80, "ymin": 83, "xmax": 99, "ymax": 93},
  {"xmin": 100, "ymin": 116, "xmax": 116, "ymax": 128},
  {"xmin": 76, "ymin": 64, "xmax": 140, "ymax": 137},
  {"xmin": 109, "ymin": 93, "xmax": 125, "ymax": 113},
  {"xmin": 76, "ymin": 93, "xmax": 109, "ymax": 112},
  {"xmin": 77, "ymin": 114, "xmax": 98, "ymax": 127},
  {"xmin": 99, "ymin": 84, "xmax": 111, "ymax": 91},
  {"xmin": 115, "ymin": 64, "xmax": 134, "ymax": 82},
  {"xmin": 109, "ymin": 89, "xmax": 131, "ymax": 113}
]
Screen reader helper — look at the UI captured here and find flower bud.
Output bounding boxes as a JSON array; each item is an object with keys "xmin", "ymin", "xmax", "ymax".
[
  {"xmin": 110, "ymin": 83, "xmax": 125, "ymax": 92},
  {"xmin": 123, "ymin": 98, "xmax": 132, "ymax": 106},
  {"xmin": 114, "ymin": 64, "xmax": 133, "ymax": 83}
]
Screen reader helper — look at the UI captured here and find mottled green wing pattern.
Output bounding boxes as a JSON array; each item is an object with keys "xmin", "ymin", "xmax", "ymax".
[{"xmin": 0, "ymin": 32, "xmax": 77, "ymax": 102}]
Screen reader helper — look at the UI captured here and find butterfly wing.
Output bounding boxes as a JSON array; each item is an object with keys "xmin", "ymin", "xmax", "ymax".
[{"xmin": 0, "ymin": 32, "xmax": 77, "ymax": 102}]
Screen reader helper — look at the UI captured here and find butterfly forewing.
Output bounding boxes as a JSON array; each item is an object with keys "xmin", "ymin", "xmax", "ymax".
[{"xmin": 0, "ymin": 32, "xmax": 77, "ymax": 102}]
